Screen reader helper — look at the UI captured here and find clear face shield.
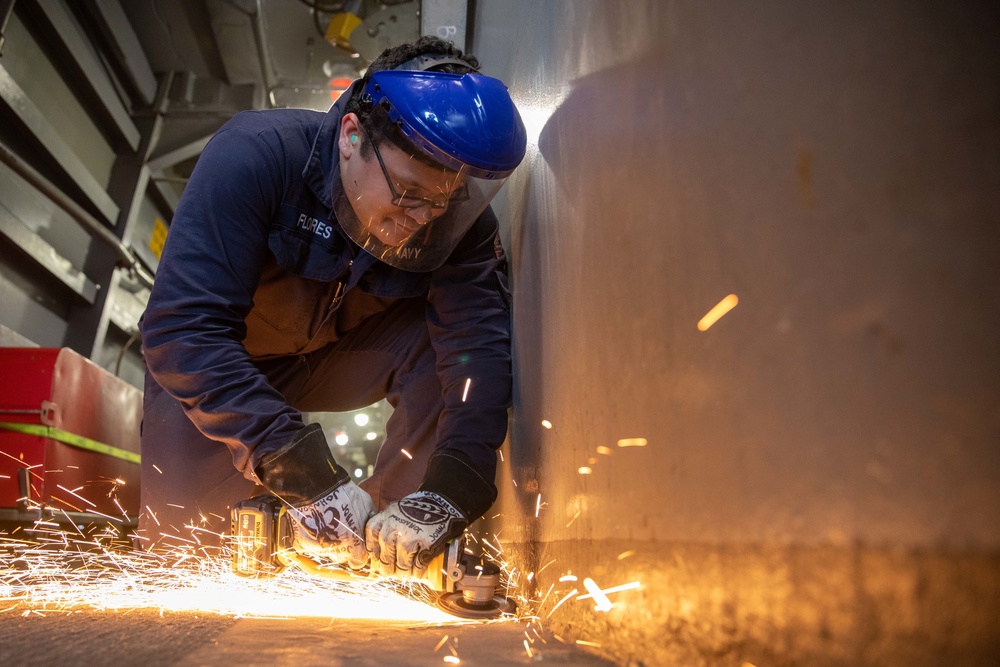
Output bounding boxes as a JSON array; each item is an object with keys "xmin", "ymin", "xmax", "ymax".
[
  {"xmin": 336, "ymin": 70, "xmax": 526, "ymax": 272},
  {"xmin": 334, "ymin": 137, "xmax": 508, "ymax": 272}
]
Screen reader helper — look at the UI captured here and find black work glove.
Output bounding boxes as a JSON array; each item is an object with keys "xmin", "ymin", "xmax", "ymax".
[{"xmin": 254, "ymin": 423, "xmax": 375, "ymax": 569}]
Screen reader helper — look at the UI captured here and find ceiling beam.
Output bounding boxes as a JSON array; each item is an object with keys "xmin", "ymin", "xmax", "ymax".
[{"xmin": 20, "ymin": 0, "xmax": 140, "ymax": 151}]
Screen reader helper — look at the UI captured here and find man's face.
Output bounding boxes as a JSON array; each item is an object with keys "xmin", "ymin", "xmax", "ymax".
[{"xmin": 340, "ymin": 119, "xmax": 464, "ymax": 247}]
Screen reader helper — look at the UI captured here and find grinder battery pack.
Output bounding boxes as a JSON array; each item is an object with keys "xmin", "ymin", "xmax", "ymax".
[
  {"xmin": 230, "ymin": 495, "xmax": 515, "ymax": 619},
  {"xmin": 231, "ymin": 494, "xmax": 292, "ymax": 577}
]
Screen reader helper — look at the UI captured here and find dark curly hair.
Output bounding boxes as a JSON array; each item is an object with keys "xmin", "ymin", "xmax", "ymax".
[{"xmin": 346, "ymin": 36, "xmax": 480, "ymax": 165}]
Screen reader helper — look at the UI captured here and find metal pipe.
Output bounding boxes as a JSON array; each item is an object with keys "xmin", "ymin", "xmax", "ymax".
[
  {"xmin": 0, "ymin": 0, "xmax": 15, "ymax": 56},
  {"xmin": 0, "ymin": 140, "xmax": 154, "ymax": 289},
  {"xmin": 215, "ymin": 0, "xmax": 277, "ymax": 108},
  {"xmin": 253, "ymin": 0, "xmax": 278, "ymax": 108}
]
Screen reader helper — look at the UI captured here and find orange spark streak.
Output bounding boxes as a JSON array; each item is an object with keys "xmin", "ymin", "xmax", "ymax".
[
  {"xmin": 697, "ymin": 293, "xmax": 739, "ymax": 331},
  {"xmin": 48, "ymin": 496, "xmax": 84, "ymax": 512},
  {"xmin": 546, "ymin": 589, "xmax": 578, "ymax": 618},
  {"xmin": 577, "ymin": 581, "xmax": 641, "ymax": 599},
  {"xmin": 582, "ymin": 578, "xmax": 613, "ymax": 612},
  {"xmin": 536, "ymin": 583, "xmax": 555, "ymax": 612}
]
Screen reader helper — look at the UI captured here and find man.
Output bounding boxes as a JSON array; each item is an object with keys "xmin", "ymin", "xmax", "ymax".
[{"xmin": 138, "ymin": 36, "xmax": 526, "ymax": 576}]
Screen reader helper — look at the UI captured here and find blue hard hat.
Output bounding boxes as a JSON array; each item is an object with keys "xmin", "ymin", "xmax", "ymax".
[{"xmin": 364, "ymin": 70, "xmax": 527, "ymax": 179}]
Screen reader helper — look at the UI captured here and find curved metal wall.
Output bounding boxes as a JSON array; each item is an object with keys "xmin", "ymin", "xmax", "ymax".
[{"xmin": 476, "ymin": 1, "xmax": 1000, "ymax": 664}]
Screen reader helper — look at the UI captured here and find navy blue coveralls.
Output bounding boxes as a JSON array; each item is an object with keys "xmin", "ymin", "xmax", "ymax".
[{"xmin": 138, "ymin": 86, "xmax": 512, "ymax": 549}]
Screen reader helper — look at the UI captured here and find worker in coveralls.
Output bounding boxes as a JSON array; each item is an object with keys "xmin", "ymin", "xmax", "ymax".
[{"xmin": 138, "ymin": 36, "xmax": 527, "ymax": 575}]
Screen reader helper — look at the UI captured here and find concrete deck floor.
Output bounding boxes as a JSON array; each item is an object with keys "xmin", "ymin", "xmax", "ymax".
[{"xmin": 0, "ymin": 609, "xmax": 615, "ymax": 666}]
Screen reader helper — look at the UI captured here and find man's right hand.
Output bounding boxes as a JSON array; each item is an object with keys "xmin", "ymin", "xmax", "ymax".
[
  {"xmin": 286, "ymin": 480, "xmax": 374, "ymax": 569},
  {"xmin": 254, "ymin": 423, "xmax": 375, "ymax": 569}
]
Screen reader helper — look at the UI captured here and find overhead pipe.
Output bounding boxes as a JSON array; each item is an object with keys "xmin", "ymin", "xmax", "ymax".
[
  {"xmin": 0, "ymin": 0, "xmax": 15, "ymax": 56},
  {"xmin": 253, "ymin": 0, "xmax": 279, "ymax": 108},
  {"xmin": 218, "ymin": 0, "xmax": 278, "ymax": 108},
  {"xmin": 0, "ymin": 140, "xmax": 155, "ymax": 289}
]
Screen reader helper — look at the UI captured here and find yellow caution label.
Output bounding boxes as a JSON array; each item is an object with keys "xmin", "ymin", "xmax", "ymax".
[{"xmin": 149, "ymin": 218, "xmax": 168, "ymax": 259}]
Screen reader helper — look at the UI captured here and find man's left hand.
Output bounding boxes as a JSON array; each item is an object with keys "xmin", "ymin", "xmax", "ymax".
[{"xmin": 365, "ymin": 491, "xmax": 468, "ymax": 576}]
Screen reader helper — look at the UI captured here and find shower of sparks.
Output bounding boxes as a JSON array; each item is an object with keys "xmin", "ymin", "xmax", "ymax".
[
  {"xmin": 0, "ymin": 523, "xmax": 466, "ymax": 623},
  {"xmin": 697, "ymin": 293, "xmax": 739, "ymax": 331},
  {"xmin": 541, "ymin": 420, "xmax": 552, "ymax": 429},
  {"xmin": 0, "ymin": 471, "xmax": 645, "ymax": 664},
  {"xmin": 617, "ymin": 550, "xmax": 636, "ymax": 560},
  {"xmin": 577, "ymin": 467, "xmax": 592, "ymax": 475},
  {"xmin": 461, "ymin": 378, "xmax": 471, "ymax": 402},
  {"xmin": 480, "ymin": 535, "xmax": 504, "ymax": 558},
  {"xmin": 576, "ymin": 640, "xmax": 602, "ymax": 648},
  {"xmin": 617, "ymin": 438, "xmax": 647, "ymax": 448},
  {"xmin": 401, "ymin": 449, "xmax": 414, "ymax": 460},
  {"xmin": 565, "ymin": 511, "xmax": 581, "ymax": 527},
  {"xmin": 596, "ymin": 446, "xmax": 613, "ymax": 456}
]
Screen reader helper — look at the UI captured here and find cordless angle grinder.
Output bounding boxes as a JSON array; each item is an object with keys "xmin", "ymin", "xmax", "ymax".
[{"xmin": 230, "ymin": 495, "xmax": 515, "ymax": 619}]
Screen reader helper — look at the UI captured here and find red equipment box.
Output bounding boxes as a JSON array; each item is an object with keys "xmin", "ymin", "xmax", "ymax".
[{"xmin": 0, "ymin": 347, "xmax": 142, "ymax": 525}]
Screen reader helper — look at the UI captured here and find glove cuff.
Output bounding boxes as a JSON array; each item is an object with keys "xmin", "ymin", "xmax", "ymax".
[
  {"xmin": 254, "ymin": 423, "xmax": 349, "ymax": 506},
  {"xmin": 418, "ymin": 450, "xmax": 497, "ymax": 521}
]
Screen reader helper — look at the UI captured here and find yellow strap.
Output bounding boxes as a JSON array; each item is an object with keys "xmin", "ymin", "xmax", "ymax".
[{"xmin": 0, "ymin": 421, "xmax": 140, "ymax": 464}]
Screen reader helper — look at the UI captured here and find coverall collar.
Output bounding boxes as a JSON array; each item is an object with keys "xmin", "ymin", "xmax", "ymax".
[{"xmin": 303, "ymin": 81, "xmax": 362, "ymax": 210}]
